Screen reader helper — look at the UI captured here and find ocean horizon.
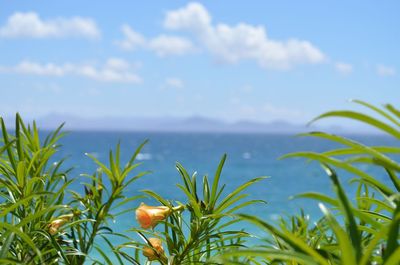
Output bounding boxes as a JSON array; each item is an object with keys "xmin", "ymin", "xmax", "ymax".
[{"xmin": 55, "ymin": 131, "xmax": 396, "ymax": 228}]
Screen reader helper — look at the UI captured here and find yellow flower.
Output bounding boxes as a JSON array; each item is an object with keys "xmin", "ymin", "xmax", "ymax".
[
  {"xmin": 48, "ymin": 214, "xmax": 73, "ymax": 235},
  {"xmin": 142, "ymin": 238, "xmax": 164, "ymax": 261},
  {"xmin": 135, "ymin": 203, "xmax": 171, "ymax": 229}
]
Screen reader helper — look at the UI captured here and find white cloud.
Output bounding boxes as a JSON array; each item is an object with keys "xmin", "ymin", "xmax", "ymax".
[
  {"xmin": 376, "ymin": 64, "xmax": 396, "ymax": 77},
  {"xmin": 164, "ymin": 77, "xmax": 184, "ymax": 89},
  {"xmin": 149, "ymin": 35, "xmax": 194, "ymax": 56},
  {"xmin": 164, "ymin": 2, "xmax": 325, "ymax": 70},
  {"xmin": 115, "ymin": 25, "xmax": 194, "ymax": 56},
  {"xmin": 76, "ymin": 58, "xmax": 141, "ymax": 83},
  {"xmin": 0, "ymin": 12, "xmax": 100, "ymax": 39},
  {"xmin": 335, "ymin": 62, "xmax": 353, "ymax": 75},
  {"xmin": 115, "ymin": 24, "xmax": 146, "ymax": 50},
  {"xmin": 12, "ymin": 61, "xmax": 67, "ymax": 76},
  {"xmin": 0, "ymin": 58, "xmax": 141, "ymax": 83},
  {"xmin": 164, "ymin": 2, "xmax": 211, "ymax": 33}
]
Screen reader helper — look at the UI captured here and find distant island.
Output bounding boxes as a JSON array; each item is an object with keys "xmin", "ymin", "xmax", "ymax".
[{"xmin": 2, "ymin": 113, "xmax": 380, "ymax": 134}]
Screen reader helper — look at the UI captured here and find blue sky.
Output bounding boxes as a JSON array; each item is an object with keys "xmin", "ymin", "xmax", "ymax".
[{"xmin": 1, "ymin": 1, "xmax": 399, "ymax": 124}]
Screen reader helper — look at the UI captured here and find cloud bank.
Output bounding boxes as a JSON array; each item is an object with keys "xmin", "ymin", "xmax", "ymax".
[
  {"xmin": 115, "ymin": 25, "xmax": 194, "ymax": 56},
  {"xmin": 0, "ymin": 12, "xmax": 100, "ymax": 39},
  {"xmin": 0, "ymin": 58, "xmax": 141, "ymax": 83},
  {"xmin": 163, "ymin": 2, "xmax": 326, "ymax": 69}
]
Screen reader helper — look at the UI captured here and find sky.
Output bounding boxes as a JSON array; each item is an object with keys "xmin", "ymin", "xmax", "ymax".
[{"xmin": 1, "ymin": 1, "xmax": 399, "ymax": 125}]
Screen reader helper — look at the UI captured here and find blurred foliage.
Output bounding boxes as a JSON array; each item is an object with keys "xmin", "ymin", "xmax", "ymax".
[{"xmin": 217, "ymin": 100, "xmax": 400, "ymax": 265}]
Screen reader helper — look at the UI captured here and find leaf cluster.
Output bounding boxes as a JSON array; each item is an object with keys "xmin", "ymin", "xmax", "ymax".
[{"xmin": 217, "ymin": 100, "xmax": 400, "ymax": 265}]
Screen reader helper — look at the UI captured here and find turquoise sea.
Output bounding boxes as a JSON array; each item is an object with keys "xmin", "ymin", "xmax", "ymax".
[{"xmin": 54, "ymin": 131, "xmax": 397, "ymax": 258}]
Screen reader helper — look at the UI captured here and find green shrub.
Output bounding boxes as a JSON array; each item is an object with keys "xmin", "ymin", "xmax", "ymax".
[
  {"xmin": 117, "ymin": 155, "xmax": 265, "ymax": 264},
  {"xmin": 0, "ymin": 114, "xmax": 262, "ymax": 264},
  {"xmin": 0, "ymin": 114, "xmax": 149, "ymax": 264},
  {"xmin": 217, "ymin": 100, "xmax": 400, "ymax": 265}
]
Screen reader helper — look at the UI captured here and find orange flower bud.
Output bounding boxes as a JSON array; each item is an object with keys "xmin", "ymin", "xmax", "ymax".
[
  {"xmin": 142, "ymin": 238, "xmax": 164, "ymax": 261},
  {"xmin": 48, "ymin": 214, "xmax": 73, "ymax": 235},
  {"xmin": 135, "ymin": 203, "xmax": 171, "ymax": 229}
]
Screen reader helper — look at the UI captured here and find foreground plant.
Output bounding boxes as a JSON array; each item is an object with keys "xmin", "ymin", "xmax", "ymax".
[
  {"xmin": 0, "ymin": 114, "xmax": 266, "ymax": 265},
  {"xmin": 66, "ymin": 140, "xmax": 150, "ymax": 264},
  {"xmin": 217, "ymin": 100, "xmax": 400, "ymax": 265},
  {"xmin": 0, "ymin": 114, "xmax": 72, "ymax": 264},
  {"xmin": 0, "ymin": 114, "xmax": 148, "ymax": 264},
  {"xmin": 118, "ymin": 154, "xmax": 266, "ymax": 264}
]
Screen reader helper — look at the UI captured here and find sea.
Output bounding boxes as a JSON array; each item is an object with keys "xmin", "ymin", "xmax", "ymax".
[{"xmin": 51, "ymin": 131, "xmax": 397, "ymax": 260}]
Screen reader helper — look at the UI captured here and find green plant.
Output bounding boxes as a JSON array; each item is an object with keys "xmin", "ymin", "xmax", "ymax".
[
  {"xmin": 0, "ymin": 114, "xmax": 148, "ymax": 264},
  {"xmin": 117, "ymin": 155, "xmax": 266, "ymax": 264},
  {"xmin": 217, "ymin": 100, "xmax": 400, "ymax": 265},
  {"xmin": 0, "ymin": 114, "xmax": 266, "ymax": 265},
  {"xmin": 66, "ymin": 140, "xmax": 149, "ymax": 264},
  {"xmin": 0, "ymin": 114, "xmax": 72, "ymax": 264}
]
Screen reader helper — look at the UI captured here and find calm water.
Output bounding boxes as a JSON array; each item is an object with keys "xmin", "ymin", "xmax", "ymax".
[
  {"xmin": 52, "ymin": 131, "xmax": 397, "ymax": 259},
  {"xmin": 54, "ymin": 132, "xmax": 398, "ymax": 218}
]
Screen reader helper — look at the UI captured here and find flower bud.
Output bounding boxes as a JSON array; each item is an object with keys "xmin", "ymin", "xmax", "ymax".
[
  {"xmin": 48, "ymin": 214, "xmax": 73, "ymax": 235},
  {"xmin": 135, "ymin": 203, "xmax": 171, "ymax": 229},
  {"xmin": 142, "ymin": 238, "xmax": 164, "ymax": 261}
]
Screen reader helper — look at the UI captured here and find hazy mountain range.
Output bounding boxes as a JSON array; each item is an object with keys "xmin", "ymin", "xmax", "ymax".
[{"xmin": 1, "ymin": 113, "xmax": 375, "ymax": 134}]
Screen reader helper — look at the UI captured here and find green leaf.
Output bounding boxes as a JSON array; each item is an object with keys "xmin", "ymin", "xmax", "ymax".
[
  {"xmin": 351, "ymin": 99, "xmax": 400, "ymax": 127},
  {"xmin": 216, "ymin": 249, "xmax": 321, "ymax": 265},
  {"xmin": 384, "ymin": 247, "xmax": 400, "ymax": 265},
  {"xmin": 281, "ymin": 151, "xmax": 394, "ymax": 196},
  {"xmin": 323, "ymin": 146, "xmax": 400, "ymax": 157},
  {"xmin": 319, "ymin": 203, "xmax": 357, "ymax": 265},
  {"xmin": 127, "ymin": 139, "xmax": 149, "ymax": 167},
  {"xmin": 216, "ymin": 177, "xmax": 266, "ymax": 214},
  {"xmin": 1, "ymin": 117, "xmax": 17, "ymax": 172},
  {"xmin": 385, "ymin": 104, "xmax": 400, "ymax": 119},
  {"xmin": 301, "ymin": 131, "xmax": 400, "ymax": 172},
  {"xmin": 384, "ymin": 202, "xmax": 400, "ymax": 262},
  {"xmin": 0, "ymin": 222, "xmax": 43, "ymax": 262},
  {"xmin": 294, "ymin": 192, "xmax": 338, "ymax": 206},
  {"xmin": 210, "ymin": 154, "xmax": 227, "ymax": 208},
  {"xmin": 323, "ymin": 164, "xmax": 361, "ymax": 262},
  {"xmin": 309, "ymin": 110, "xmax": 400, "ymax": 139},
  {"xmin": 238, "ymin": 214, "xmax": 330, "ymax": 265}
]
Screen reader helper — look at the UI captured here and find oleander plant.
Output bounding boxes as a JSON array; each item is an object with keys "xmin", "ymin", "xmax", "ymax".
[
  {"xmin": 0, "ymin": 114, "xmax": 152, "ymax": 264},
  {"xmin": 0, "ymin": 114, "xmax": 263, "ymax": 264},
  {"xmin": 0, "ymin": 100, "xmax": 400, "ymax": 264}
]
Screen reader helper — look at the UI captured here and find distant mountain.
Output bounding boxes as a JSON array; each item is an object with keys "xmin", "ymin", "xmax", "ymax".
[
  {"xmin": 30, "ymin": 113, "xmax": 314, "ymax": 133},
  {"xmin": 1, "ymin": 113, "xmax": 375, "ymax": 134}
]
